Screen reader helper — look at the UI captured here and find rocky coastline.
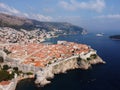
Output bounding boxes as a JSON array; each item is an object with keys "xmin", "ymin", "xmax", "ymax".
[
  {"xmin": 0, "ymin": 41, "xmax": 106, "ymax": 89},
  {"xmin": 0, "ymin": 51, "xmax": 105, "ymax": 89},
  {"xmin": 35, "ymin": 55, "xmax": 105, "ymax": 87}
]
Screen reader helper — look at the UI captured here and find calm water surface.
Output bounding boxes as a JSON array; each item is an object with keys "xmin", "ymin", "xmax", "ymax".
[{"xmin": 16, "ymin": 31, "xmax": 120, "ymax": 90}]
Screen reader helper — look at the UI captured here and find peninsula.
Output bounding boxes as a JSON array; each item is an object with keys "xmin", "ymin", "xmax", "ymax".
[{"xmin": 0, "ymin": 41, "xmax": 105, "ymax": 88}]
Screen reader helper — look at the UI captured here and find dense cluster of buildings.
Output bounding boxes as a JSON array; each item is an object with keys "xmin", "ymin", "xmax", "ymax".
[
  {"xmin": 0, "ymin": 27, "xmax": 97, "ymax": 90},
  {"xmin": 0, "ymin": 40, "xmax": 96, "ymax": 73},
  {"xmin": 0, "ymin": 27, "xmax": 57, "ymax": 44}
]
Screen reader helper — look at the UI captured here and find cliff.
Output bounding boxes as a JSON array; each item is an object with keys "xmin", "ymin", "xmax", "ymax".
[{"xmin": 35, "ymin": 54, "xmax": 105, "ymax": 86}]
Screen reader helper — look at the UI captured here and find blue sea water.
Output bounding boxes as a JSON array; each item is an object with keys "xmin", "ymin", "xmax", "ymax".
[{"xmin": 16, "ymin": 31, "xmax": 120, "ymax": 90}]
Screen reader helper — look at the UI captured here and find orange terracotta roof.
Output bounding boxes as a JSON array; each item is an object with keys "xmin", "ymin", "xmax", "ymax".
[
  {"xmin": 0, "ymin": 81, "xmax": 10, "ymax": 86},
  {"xmin": 5, "ymin": 41, "xmax": 90, "ymax": 67},
  {"xmin": 34, "ymin": 61, "xmax": 44, "ymax": 67}
]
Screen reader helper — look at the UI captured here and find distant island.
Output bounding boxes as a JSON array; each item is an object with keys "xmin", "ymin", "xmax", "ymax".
[{"xmin": 109, "ymin": 35, "xmax": 120, "ymax": 40}]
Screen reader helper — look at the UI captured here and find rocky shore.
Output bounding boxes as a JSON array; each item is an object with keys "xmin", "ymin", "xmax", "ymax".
[
  {"xmin": 0, "ymin": 41, "xmax": 106, "ymax": 89},
  {"xmin": 35, "ymin": 55, "xmax": 105, "ymax": 86}
]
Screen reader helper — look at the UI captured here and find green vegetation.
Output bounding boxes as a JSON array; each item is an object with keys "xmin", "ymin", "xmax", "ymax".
[
  {"xmin": 90, "ymin": 54, "xmax": 97, "ymax": 59},
  {"xmin": 3, "ymin": 65, "xmax": 10, "ymax": 70},
  {"xmin": 77, "ymin": 57, "xmax": 82, "ymax": 62},
  {"xmin": 12, "ymin": 67, "xmax": 24, "ymax": 75},
  {"xmin": 0, "ymin": 65, "xmax": 24, "ymax": 82},
  {"xmin": 3, "ymin": 48, "xmax": 11, "ymax": 55},
  {"xmin": 85, "ymin": 54, "xmax": 97, "ymax": 61},
  {"xmin": 26, "ymin": 72, "xmax": 33, "ymax": 75},
  {"xmin": 0, "ymin": 70, "xmax": 14, "ymax": 82},
  {"xmin": 0, "ymin": 63, "xmax": 34, "ymax": 82},
  {"xmin": 87, "ymin": 58, "xmax": 91, "ymax": 61},
  {"xmin": 13, "ymin": 67, "xmax": 18, "ymax": 71},
  {"xmin": 77, "ymin": 57, "xmax": 82, "ymax": 65},
  {"xmin": 0, "ymin": 57, "xmax": 4, "ymax": 63},
  {"xmin": 48, "ymin": 61, "xmax": 52, "ymax": 65}
]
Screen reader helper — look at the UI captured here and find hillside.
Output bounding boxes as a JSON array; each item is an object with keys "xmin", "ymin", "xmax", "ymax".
[{"xmin": 0, "ymin": 13, "xmax": 83, "ymax": 34}]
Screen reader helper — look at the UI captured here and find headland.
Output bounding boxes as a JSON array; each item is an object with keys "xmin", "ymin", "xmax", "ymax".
[{"xmin": 0, "ymin": 40, "xmax": 105, "ymax": 88}]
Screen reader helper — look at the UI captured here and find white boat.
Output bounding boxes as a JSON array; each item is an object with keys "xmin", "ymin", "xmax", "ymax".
[{"xmin": 96, "ymin": 33, "xmax": 104, "ymax": 36}]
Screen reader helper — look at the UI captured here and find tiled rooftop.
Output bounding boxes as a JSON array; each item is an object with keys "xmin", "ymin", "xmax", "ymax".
[
  {"xmin": 4, "ymin": 42, "xmax": 90, "ymax": 67},
  {"xmin": 0, "ymin": 81, "xmax": 10, "ymax": 86}
]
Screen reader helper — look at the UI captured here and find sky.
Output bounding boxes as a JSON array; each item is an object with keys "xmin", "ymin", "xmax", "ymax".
[{"xmin": 0, "ymin": 0, "xmax": 120, "ymax": 31}]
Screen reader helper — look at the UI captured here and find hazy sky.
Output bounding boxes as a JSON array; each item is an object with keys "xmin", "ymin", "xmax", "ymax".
[{"xmin": 0, "ymin": 0, "xmax": 120, "ymax": 31}]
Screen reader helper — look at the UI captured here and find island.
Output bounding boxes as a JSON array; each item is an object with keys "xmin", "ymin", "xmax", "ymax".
[{"xmin": 109, "ymin": 35, "xmax": 120, "ymax": 40}]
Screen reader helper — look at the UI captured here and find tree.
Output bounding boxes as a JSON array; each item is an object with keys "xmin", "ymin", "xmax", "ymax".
[
  {"xmin": 48, "ymin": 61, "xmax": 52, "ymax": 65},
  {"xmin": 77, "ymin": 57, "xmax": 82, "ymax": 62},
  {"xmin": 26, "ymin": 72, "xmax": 33, "ymax": 75},
  {"xmin": 91, "ymin": 54, "xmax": 97, "ymax": 59},
  {"xmin": 0, "ymin": 57, "xmax": 4, "ymax": 63},
  {"xmin": 2, "ymin": 65, "xmax": 10, "ymax": 70},
  {"xmin": 3, "ymin": 48, "xmax": 11, "ymax": 55},
  {"xmin": 0, "ymin": 70, "xmax": 14, "ymax": 81},
  {"xmin": 77, "ymin": 57, "xmax": 82, "ymax": 65},
  {"xmin": 13, "ymin": 67, "xmax": 18, "ymax": 71},
  {"xmin": 87, "ymin": 58, "xmax": 91, "ymax": 61}
]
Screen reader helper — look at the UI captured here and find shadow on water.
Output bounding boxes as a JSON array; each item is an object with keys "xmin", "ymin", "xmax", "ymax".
[{"xmin": 15, "ymin": 78, "xmax": 38, "ymax": 90}]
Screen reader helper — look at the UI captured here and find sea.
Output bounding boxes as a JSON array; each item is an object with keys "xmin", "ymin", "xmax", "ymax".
[{"xmin": 16, "ymin": 30, "xmax": 120, "ymax": 90}]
